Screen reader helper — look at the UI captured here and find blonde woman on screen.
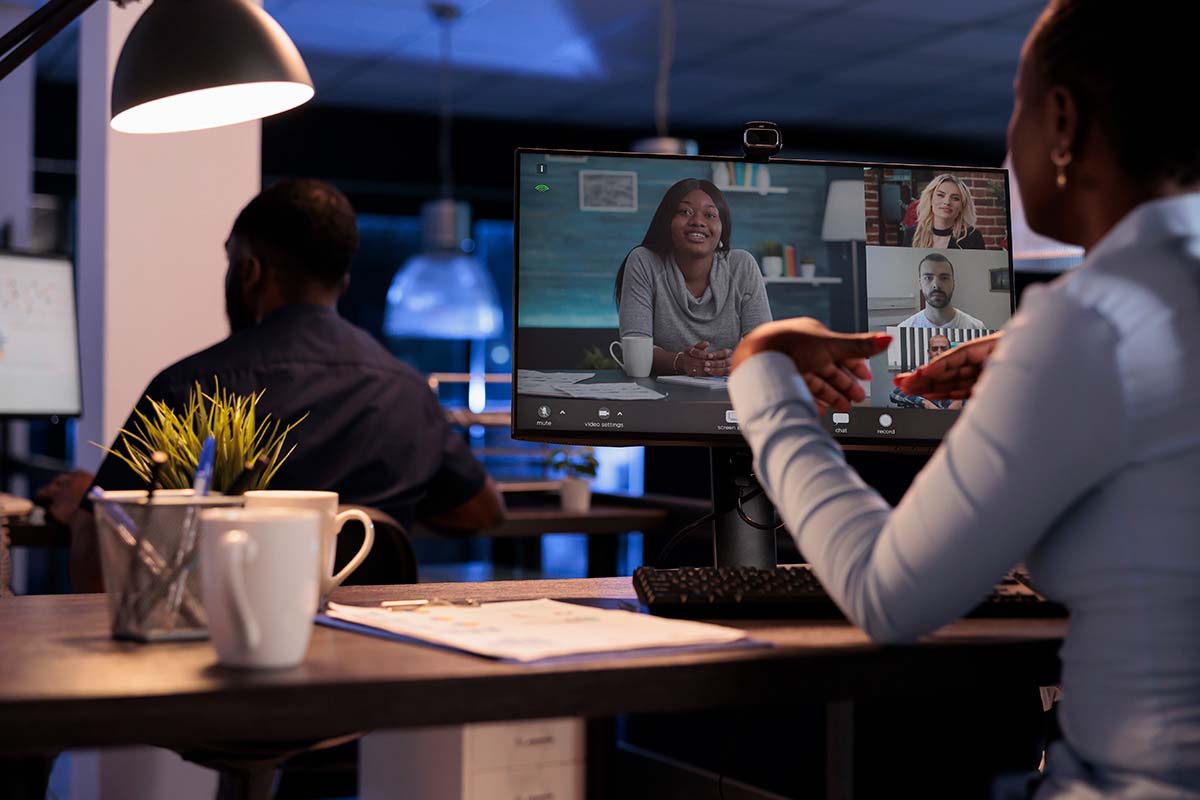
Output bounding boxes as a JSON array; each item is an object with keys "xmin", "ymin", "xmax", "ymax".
[{"xmin": 904, "ymin": 173, "xmax": 987, "ymax": 249}]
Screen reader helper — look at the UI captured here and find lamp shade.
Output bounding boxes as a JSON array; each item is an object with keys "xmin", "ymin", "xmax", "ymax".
[
  {"xmin": 111, "ymin": 0, "xmax": 314, "ymax": 134},
  {"xmin": 820, "ymin": 180, "xmax": 867, "ymax": 242},
  {"xmin": 384, "ymin": 252, "xmax": 503, "ymax": 340}
]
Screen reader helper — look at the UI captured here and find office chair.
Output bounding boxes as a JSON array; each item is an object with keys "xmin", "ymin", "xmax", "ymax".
[
  {"xmin": 333, "ymin": 504, "xmax": 418, "ymax": 586},
  {"xmin": 274, "ymin": 505, "xmax": 416, "ymax": 800}
]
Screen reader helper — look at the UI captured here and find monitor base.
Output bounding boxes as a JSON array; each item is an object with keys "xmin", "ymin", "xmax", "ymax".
[{"xmin": 710, "ymin": 447, "xmax": 777, "ymax": 568}]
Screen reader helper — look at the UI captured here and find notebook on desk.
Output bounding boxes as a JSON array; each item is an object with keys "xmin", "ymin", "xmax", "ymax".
[{"xmin": 655, "ymin": 375, "xmax": 729, "ymax": 390}]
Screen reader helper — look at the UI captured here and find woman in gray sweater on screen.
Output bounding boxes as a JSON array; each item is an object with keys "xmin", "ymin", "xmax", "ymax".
[{"xmin": 614, "ymin": 178, "xmax": 772, "ymax": 377}]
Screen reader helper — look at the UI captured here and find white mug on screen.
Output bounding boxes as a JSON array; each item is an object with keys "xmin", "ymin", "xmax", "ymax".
[{"xmin": 609, "ymin": 334, "xmax": 653, "ymax": 378}]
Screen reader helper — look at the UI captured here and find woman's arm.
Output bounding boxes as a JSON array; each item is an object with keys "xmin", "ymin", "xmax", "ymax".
[
  {"xmin": 737, "ymin": 253, "xmax": 773, "ymax": 337},
  {"xmin": 617, "ymin": 249, "xmax": 655, "ymax": 340},
  {"xmin": 729, "ymin": 288, "xmax": 1125, "ymax": 642},
  {"xmin": 652, "ymin": 346, "xmax": 681, "ymax": 374}
]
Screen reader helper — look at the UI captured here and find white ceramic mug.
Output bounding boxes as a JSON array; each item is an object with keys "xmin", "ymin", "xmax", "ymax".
[
  {"xmin": 199, "ymin": 507, "xmax": 321, "ymax": 669},
  {"xmin": 609, "ymin": 334, "xmax": 653, "ymax": 378},
  {"xmin": 242, "ymin": 490, "xmax": 374, "ymax": 599}
]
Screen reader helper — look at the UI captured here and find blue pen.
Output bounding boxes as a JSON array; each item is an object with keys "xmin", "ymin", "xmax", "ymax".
[
  {"xmin": 193, "ymin": 435, "xmax": 216, "ymax": 496},
  {"xmin": 89, "ymin": 486, "xmax": 139, "ymax": 534}
]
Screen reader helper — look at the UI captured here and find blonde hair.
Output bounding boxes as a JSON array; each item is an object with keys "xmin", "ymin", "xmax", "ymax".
[{"xmin": 910, "ymin": 174, "xmax": 978, "ymax": 248}]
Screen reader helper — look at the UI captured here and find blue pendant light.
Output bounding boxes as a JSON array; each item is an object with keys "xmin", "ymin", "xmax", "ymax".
[
  {"xmin": 384, "ymin": 200, "xmax": 501, "ymax": 340},
  {"xmin": 384, "ymin": 3, "xmax": 502, "ymax": 414}
]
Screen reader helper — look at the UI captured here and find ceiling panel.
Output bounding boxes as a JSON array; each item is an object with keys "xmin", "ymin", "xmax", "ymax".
[
  {"xmin": 852, "ymin": 0, "xmax": 1044, "ymax": 24},
  {"xmin": 27, "ymin": 0, "xmax": 1035, "ymax": 149}
]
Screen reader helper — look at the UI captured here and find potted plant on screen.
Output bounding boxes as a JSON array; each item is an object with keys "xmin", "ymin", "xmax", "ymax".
[
  {"xmin": 546, "ymin": 446, "xmax": 599, "ymax": 513},
  {"xmin": 759, "ymin": 241, "xmax": 784, "ymax": 277}
]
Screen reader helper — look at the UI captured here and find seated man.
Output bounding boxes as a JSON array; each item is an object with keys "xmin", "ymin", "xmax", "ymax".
[
  {"xmin": 65, "ymin": 179, "xmax": 504, "ymax": 591},
  {"xmin": 888, "ymin": 334, "xmax": 964, "ymax": 409},
  {"xmin": 898, "ymin": 253, "xmax": 987, "ymax": 329}
]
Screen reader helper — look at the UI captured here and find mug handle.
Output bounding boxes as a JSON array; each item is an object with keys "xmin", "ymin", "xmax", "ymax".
[
  {"xmin": 326, "ymin": 509, "xmax": 375, "ymax": 593},
  {"xmin": 221, "ymin": 530, "xmax": 260, "ymax": 650},
  {"xmin": 609, "ymin": 341, "xmax": 625, "ymax": 370}
]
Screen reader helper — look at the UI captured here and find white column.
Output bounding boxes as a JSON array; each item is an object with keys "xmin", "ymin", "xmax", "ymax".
[
  {"xmin": 75, "ymin": 0, "xmax": 262, "ymax": 471},
  {"xmin": 1, "ymin": 2, "xmax": 37, "ymax": 589},
  {"xmin": 0, "ymin": 2, "xmax": 34, "ymax": 251},
  {"xmin": 70, "ymin": 1, "xmax": 262, "ymax": 795}
]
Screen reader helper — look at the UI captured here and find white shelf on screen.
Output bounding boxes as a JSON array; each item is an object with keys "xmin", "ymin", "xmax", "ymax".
[
  {"xmin": 718, "ymin": 185, "xmax": 789, "ymax": 194},
  {"xmin": 764, "ymin": 276, "xmax": 843, "ymax": 285}
]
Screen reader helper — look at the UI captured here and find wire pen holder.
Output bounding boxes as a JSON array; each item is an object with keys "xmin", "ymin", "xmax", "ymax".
[{"xmin": 94, "ymin": 490, "xmax": 242, "ymax": 641}]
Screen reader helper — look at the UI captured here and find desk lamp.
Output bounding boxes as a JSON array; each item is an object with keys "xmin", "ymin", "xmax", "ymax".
[
  {"xmin": 383, "ymin": 3, "xmax": 502, "ymax": 415},
  {"xmin": 0, "ymin": 0, "xmax": 312, "ymax": 134}
]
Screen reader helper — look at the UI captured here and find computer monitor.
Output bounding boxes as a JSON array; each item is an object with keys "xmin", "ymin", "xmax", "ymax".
[
  {"xmin": 511, "ymin": 149, "xmax": 1014, "ymax": 566},
  {"xmin": 0, "ymin": 251, "xmax": 82, "ymax": 418},
  {"xmin": 512, "ymin": 149, "xmax": 1014, "ymax": 451}
]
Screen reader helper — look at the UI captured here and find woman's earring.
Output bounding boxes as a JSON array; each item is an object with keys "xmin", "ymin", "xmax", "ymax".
[{"xmin": 1050, "ymin": 147, "xmax": 1073, "ymax": 190}]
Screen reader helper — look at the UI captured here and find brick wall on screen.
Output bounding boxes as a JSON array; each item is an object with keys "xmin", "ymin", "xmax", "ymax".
[{"xmin": 865, "ymin": 168, "xmax": 1008, "ymax": 250}]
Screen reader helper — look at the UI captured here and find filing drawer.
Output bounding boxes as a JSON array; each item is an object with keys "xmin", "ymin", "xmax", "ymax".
[
  {"xmin": 464, "ymin": 718, "xmax": 583, "ymax": 771},
  {"xmin": 465, "ymin": 762, "xmax": 584, "ymax": 800}
]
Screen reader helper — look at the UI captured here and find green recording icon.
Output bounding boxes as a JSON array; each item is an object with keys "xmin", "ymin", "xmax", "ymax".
[{"xmin": 534, "ymin": 184, "xmax": 550, "ymax": 192}]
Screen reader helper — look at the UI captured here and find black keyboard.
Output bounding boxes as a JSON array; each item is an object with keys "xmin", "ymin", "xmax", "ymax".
[{"xmin": 633, "ymin": 565, "xmax": 1068, "ymax": 620}]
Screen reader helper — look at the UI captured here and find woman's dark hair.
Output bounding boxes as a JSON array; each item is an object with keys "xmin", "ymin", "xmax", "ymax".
[
  {"xmin": 232, "ymin": 179, "xmax": 359, "ymax": 292},
  {"xmin": 613, "ymin": 178, "xmax": 732, "ymax": 307},
  {"xmin": 1029, "ymin": 0, "xmax": 1200, "ymax": 186}
]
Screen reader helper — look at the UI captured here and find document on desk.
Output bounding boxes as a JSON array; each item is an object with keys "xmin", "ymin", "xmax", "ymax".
[
  {"xmin": 321, "ymin": 599, "xmax": 750, "ymax": 663},
  {"xmin": 516, "ymin": 370, "xmax": 666, "ymax": 401},
  {"xmin": 558, "ymin": 383, "xmax": 665, "ymax": 401},
  {"xmin": 516, "ymin": 370, "xmax": 594, "ymax": 397}
]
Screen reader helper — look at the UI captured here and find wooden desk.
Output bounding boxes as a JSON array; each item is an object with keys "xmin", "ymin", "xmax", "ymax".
[{"xmin": 0, "ymin": 577, "xmax": 1062, "ymax": 758}]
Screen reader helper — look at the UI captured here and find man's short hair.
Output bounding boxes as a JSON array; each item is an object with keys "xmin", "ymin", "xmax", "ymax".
[
  {"xmin": 918, "ymin": 252, "xmax": 955, "ymax": 276},
  {"xmin": 231, "ymin": 179, "xmax": 359, "ymax": 291}
]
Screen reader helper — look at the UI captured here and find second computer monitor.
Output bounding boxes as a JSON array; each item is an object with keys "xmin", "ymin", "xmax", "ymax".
[
  {"xmin": 0, "ymin": 251, "xmax": 82, "ymax": 418},
  {"xmin": 513, "ymin": 150, "xmax": 1014, "ymax": 451}
]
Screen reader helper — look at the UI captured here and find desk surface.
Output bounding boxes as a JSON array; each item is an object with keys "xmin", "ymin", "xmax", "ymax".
[{"xmin": 0, "ymin": 578, "xmax": 1064, "ymax": 754}]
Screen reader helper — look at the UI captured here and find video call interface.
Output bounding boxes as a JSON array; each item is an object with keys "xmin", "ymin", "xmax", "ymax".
[{"xmin": 513, "ymin": 151, "xmax": 1014, "ymax": 446}]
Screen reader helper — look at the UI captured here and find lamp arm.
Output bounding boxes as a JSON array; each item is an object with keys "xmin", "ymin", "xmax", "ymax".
[{"xmin": 0, "ymin": 0, "xmax": 139, "ymax": 83}]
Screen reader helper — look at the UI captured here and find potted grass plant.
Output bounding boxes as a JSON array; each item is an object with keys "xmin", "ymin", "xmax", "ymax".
[
  {"xmin": 546, "ymin": 446, "xmax": 599, "ymax": 513},
  {"xmin": 95, "ymin": 380, "xmax": 306, "ymax": 493}
]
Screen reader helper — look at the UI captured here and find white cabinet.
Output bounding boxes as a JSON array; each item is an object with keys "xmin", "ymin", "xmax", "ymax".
[{"xmin": 361, "ymin": 718, "xmax": 584, "ymax": 800}]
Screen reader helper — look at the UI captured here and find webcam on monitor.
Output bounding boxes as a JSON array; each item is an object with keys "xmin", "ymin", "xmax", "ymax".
[{"xmin": 741, "ymin": 120, "xmax": 783, "ymax": 162}]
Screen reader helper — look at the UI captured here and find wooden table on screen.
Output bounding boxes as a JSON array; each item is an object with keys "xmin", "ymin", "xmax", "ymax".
[{"xmin": 0, "ymin": 578, "xmax": 1064, "ymax": 799}]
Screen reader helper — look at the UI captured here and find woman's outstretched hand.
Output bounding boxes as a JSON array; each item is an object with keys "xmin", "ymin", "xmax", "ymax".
[
  {"xmin": 732, "ymin": 318, "xmax": 891, "ymax": 412},
  {"xmin": 894, "ymin": 332, "xmax": 1003, "ymax": 400}
]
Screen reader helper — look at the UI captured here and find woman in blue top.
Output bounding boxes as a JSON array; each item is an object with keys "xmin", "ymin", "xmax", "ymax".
[{"xmin": 728, "ymin": 1, "xmax": 1200, "ymax": 797}]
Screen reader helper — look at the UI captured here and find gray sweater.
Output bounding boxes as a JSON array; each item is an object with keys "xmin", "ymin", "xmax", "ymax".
[{"xmin": 617, "ymin": 246, "xmax": 772, "ymax": 355}]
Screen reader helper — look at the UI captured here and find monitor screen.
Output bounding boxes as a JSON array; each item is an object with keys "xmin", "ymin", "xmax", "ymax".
[
  {"xmin": 0, "ymin": 252, "xmax": 82, "ymax": 418},
  {"xmin": 512, "ymin": 150, "xmax": 1013, "ymax": 450}
]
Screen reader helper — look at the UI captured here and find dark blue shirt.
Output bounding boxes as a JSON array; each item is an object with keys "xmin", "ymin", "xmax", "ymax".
[{"xmin": 92, "ymin": 304, "xmax": 486, "ymax": 530}]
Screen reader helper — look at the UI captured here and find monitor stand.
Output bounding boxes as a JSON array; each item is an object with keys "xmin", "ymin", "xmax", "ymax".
[{"xmin": 709, "ymin": 447, "xmax": 776, "ymax": 568}]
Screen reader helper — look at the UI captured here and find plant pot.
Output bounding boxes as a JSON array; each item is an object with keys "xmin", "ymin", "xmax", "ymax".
[
  {"xmin": 761, "ymin": 255, "xmax": 784, "ymax": 277},
  {"xmin": 560, "ymin": 478, "xmax": 592, "ymax": 513}
]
